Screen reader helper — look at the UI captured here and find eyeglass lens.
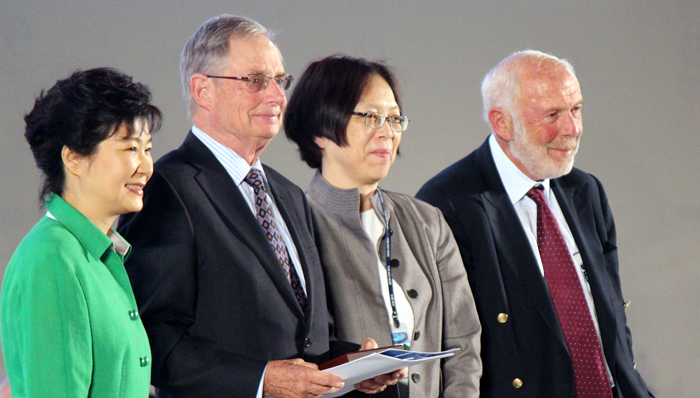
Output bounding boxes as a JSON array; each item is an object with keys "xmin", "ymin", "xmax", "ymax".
[
  {"xmin": 363, "ymin": 112, "xmax": 408, "ymax": 132},
  {"xmin": 246, "ymin": 74, "xmax": 293, "ymax": 92}
]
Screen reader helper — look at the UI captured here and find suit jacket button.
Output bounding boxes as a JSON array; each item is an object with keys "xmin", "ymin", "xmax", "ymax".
[
  {"xmin": 304, "ymin": 338, "xmax": 311, "ymax": 348},
  {"xmin": 129, "ymin": 310, "xmax": 139, "ymax": 320},
  {"xmin": 624, "ymin": 300, "xmax": 631, "ymax": 309},
  {"xmin": 512, "ymin": 378, "xmax": 522, "ymax": 388},
  {"xmin": 411, "ymin": 373, "xmax": 420, "ymax": 383},
  {"xmin": 407, "ymin": 289, "xmax": 418, "ymax": 299},
  {"xmin": 413, "ymin": 331, "xmax": 420, "ymax": 341},
  {"xmin": 497, "ymin": 313, "xmax": 508, "ymax": 323},
  {"xmin": 140, "ymin": 356, "xmax": 150, "ymax": 367}
]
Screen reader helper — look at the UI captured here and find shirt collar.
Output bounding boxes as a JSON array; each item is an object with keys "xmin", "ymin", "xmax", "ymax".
[
  {"xmin": 45, "ymin": 194, "xmax": 131, "ymax": 260},
  {"xmin": 109, "ymin": 230, "xmax": 130, "ymax": 256},
  {"xmin": 190, "ymin": 125, "xmax": 266, "ymax": 185},
  {"xmin": 488, "ymin": 134, "xmax": 552, "ymax": 205}
]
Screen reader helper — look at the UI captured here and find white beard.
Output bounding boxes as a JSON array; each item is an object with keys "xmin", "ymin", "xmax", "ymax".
[{"xmin": 509, "ymin": 116, "xmax": 578, "ymax": 180}]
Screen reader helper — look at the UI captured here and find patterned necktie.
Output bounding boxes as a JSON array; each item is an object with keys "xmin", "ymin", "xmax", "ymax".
[
  {"xmin": 245, "ymin": 168, "xmax": 307, "ymax": 313},
  {"xmin": 526, "ymin": 186, "xmax": 613, "ymax": 398}
]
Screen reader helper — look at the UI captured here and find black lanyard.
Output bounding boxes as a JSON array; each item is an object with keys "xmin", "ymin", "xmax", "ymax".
[{"xmin": 376, "ymin": 188, "xmax": 400, "ymax": 329}]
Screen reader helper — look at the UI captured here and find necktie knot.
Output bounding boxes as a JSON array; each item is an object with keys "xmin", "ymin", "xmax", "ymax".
[
  {"xmin": 526, "ymin": 185, "xmax": 546, "ymax": 206},
  {"xmin": 245, "ymin": 168, "xmax": 267, "ymax": 192}
]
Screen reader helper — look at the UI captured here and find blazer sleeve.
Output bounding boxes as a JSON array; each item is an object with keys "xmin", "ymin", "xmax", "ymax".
[
  {"xmin": 119, "ymin": 171, "xmax": 267, "ymax": 397},
  {"xmin": 1, "ymin": 238, "xmax": 92, "ymax": 397},
  {"xmin": 432, "ymin": 207, "xmax": 483, "ymax": 397},
  {"xmin": 590, "ymin": 175, "xmax": 655, "ymax": 397}
]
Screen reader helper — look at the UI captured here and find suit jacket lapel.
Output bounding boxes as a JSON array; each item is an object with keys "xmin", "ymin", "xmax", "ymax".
[
  {"xmin": 265, "ymin": 172, "xmax": 310, "ymax": 322},
  {"xmin": 180, "ymin": 132, "xmax": 304, "ymax": 318},
  {"xmin": 476, "ymin": 141, "xmax": 568, "ymax": 349},
  {"xmin": 552, "ymin": 176, "xmax": 617, "ymax": 364}
]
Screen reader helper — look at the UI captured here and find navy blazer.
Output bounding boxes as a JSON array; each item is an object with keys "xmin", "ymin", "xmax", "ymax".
[
  {"xmin": 119, "ymin": 132, "xmax": 354, "ymax": 398},
  {"xmin": 416, "ymin": 138, "xmax": 653, "ymax": 398}
]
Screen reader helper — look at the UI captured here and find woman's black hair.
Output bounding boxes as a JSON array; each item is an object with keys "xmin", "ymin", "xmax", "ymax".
[
  {"xmin": 284, "ymin": 55, "xmax": 402, "ymax": 168},
  {"xmin": 24, "ymin": 67, "xmax": 162, "ymax": 205}
]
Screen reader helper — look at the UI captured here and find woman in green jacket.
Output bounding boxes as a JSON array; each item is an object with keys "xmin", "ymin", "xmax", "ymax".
[{"xmin": 1, "ymin": 68, "xmax": 162, "ymax": 397}]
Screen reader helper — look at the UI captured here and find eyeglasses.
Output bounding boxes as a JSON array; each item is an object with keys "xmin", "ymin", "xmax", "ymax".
[
  {"xmin": 206, "ymin": 73, "xmax": 294, "ymax": 92},
  {"xmin": 352, "ymin": 111, "xmax": 409, "ymax": 132}
]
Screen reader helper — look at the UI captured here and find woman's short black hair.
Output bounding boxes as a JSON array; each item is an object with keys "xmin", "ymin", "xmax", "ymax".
[
  {"xmin": 24, "ymin": 67, "xmax": 163, "ymax": 205},
  {"xmin": 284, "ymin": 55, "xmax": 402, "ymax": 169}
]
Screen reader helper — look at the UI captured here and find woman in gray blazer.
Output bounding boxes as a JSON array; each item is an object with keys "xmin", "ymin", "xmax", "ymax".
[{"xmin": 284, "ymin": 55, "xmax": 482, "ymax": 398}]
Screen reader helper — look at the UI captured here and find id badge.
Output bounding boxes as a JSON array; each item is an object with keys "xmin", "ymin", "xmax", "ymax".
[{"xmin": 391, "ymin": 321, "xmax": 411, "ymax": 349}]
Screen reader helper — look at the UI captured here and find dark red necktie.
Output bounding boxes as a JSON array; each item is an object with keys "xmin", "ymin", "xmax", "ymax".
[
  {"xmin": 527, "ymin": 186, "xmax": 613, "ymax": 398},
  {"xmin": 245, "ymin": 168, "xmax": 307, "ymax": 313}
]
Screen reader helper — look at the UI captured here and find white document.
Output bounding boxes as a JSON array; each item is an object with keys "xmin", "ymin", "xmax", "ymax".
[{"xmin": 322, "ymin": 348, "xmax": 459, "ymax": 397}]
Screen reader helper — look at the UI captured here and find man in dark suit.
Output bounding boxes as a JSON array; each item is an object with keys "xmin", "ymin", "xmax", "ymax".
[
  {"xmin": 119, "ymin": 15, "xmax": 401, "ymax": 398},
  {"xmin": 416, "ymin": 50, "xmax": 654, "ymax": 398}
]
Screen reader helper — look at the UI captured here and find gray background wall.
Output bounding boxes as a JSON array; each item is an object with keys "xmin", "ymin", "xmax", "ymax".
[{"xmin": 1, "ymin": 1, "xmax": 697, "ymax": 396}]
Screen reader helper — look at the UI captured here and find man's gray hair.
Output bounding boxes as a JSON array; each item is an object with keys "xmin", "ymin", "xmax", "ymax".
[
  {"xmin": 180, "ymin": 14, "xmax": 275, "ymax": 119},
  {"xmin": 481, "ymin": 50, "xmax": 576, "ymax": 125}
]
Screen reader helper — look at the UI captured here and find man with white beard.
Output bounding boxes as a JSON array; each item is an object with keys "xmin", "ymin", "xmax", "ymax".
[{"xmin": 417, "ymin": 50, "xmax": 654, "ymax": 398}]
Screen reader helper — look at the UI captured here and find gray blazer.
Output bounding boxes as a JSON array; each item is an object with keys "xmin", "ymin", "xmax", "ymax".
[{"xmin": 306, "ymin": 171, "xmax": 482, "ymax": 398}]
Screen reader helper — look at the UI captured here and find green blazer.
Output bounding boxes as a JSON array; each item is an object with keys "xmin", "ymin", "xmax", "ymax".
[{"xmin": 1, "ymin": 194, "xmax": 151, "ymax": 397}]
